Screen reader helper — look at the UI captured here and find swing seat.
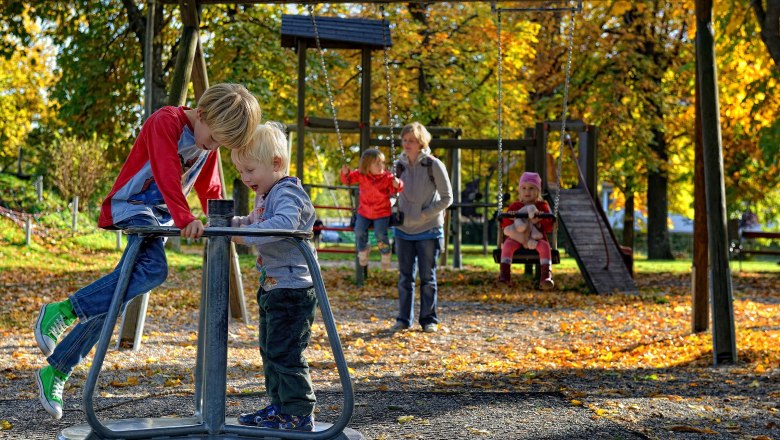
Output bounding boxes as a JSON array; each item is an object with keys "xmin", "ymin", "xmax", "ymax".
[{"xmin": 492, "ymin": 248, "xmax": 561, "ymax": 265}]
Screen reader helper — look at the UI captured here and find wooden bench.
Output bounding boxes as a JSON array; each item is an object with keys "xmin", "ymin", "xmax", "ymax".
[{"xmin": 730, "ymin": 230, "xmax": 780, "ymax": 267}]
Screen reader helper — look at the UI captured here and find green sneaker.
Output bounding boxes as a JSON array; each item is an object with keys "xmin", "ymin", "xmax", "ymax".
[
  {"xmin": 35, "ymin": 301, "xmax": 77, "ymax": 357},
  {"xmin": 36, "ymin": 365, "xmax": 69, "ymax": 419}
]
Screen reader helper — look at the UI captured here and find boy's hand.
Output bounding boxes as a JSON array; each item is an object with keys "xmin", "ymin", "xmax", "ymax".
[{"xmin": 181, "ymin": 219, "xmax": 205, "ymax": 239}]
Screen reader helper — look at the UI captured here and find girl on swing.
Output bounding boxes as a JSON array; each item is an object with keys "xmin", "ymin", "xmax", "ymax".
[
  {"xmin": 499, "ymin": 172, "xmax": 555, "ymax": 290},
  {"xmin": 341, "ymin": 148, "xmax": 403, "ymax": 269}
]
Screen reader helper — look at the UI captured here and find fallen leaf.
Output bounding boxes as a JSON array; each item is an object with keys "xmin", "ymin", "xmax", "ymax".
[
  {"xmin": 667, "ymin": 425, "xmax": 717, "ymax": 434},
  {"xmin": 397, "ymin": 415, "xmax": 414, "ymax": 424}
]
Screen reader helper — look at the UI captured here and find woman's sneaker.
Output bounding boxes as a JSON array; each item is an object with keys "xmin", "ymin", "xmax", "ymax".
[
  {"xmin": 237, "ymin": 404, "xmax": 280, "ymax": 426},
  {"xmin": 35, "ymin": 301, "xmax": 77, "ymax": 357},
  {"xmin": 259, "ymin": 413, "xmax": 315, "ymax": 431},
  {"xmin": 36, "ymin": 365, "xmax": 69, "ymax": 419}
]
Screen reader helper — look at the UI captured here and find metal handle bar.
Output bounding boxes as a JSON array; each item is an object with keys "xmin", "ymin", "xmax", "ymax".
[
  {"xmin": 124, "ymin": 225, "xmax": 313, "ymax": 240},
  {"xmin": 497, "ymin": 212, "xmax": 556, "ymax": 220}
]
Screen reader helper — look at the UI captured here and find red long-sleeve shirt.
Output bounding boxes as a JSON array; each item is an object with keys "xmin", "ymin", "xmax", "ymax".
[
  {"xmin": 98, "ymin": 106, "xmax": 222, "ymax": 229},
  {"xmin": 340, "ymin": 169, "xmax": 403, "ymax": 220}
]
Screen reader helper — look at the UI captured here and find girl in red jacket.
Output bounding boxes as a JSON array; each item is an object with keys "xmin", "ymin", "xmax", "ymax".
[
  {"xmin": 499, "ymin": 172, "xmax": 555, "ymax": 289},
  {"xmin": 341, "ymin": 148, "xmax": 403, "ymax": 269}
]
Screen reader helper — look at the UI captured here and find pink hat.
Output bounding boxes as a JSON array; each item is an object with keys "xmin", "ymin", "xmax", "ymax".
[{"xmin": 519, "ymin": 172, "xmax": 542, "ymax": 192}]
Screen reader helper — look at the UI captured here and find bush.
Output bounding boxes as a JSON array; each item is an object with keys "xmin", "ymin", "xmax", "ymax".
[{"xmin": 47, "ymin": 134, "xmax": 111, "ymax": 210}]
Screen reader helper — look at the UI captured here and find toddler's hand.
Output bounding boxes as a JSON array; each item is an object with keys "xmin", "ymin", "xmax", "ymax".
[
  {"xmin": 341, "ymin": 165, "xmax": 350, "ymax": 175},
  {"xmin": 232, "ymin": 235, "xmax": 246, "ymax": 245},
  {"xmin": 392, "ymin": 177, "xmax": 401, "ymax": 189}
]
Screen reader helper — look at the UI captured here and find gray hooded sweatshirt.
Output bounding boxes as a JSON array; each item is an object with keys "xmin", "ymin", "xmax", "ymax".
[{"xmin": 395, "ymin": 151, "xmax": 453, "ymax": 236}]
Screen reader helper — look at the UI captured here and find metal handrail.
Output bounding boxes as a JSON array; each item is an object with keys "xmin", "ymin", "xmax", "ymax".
[{"xmin": 82, "ymin": 225, "xmax": 353, "ymax": 439}]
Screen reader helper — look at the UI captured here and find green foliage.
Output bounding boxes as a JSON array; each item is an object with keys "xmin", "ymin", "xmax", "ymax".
[{"xmin": 3, "ymin": 0, "xmax": 780, "ymax": 230}]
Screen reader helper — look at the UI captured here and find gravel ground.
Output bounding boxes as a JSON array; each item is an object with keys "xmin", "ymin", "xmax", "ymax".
[{"xmin": 1, "ymin": 262, "xmax": 779, "ymax": 439}]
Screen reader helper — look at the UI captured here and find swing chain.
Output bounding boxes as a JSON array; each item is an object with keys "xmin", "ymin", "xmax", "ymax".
[
  {"xmin": 380, "ymin": 4, "xmax": 396, "ymax": 175},
  {"xmin": 307, "ymin": 5, "xmax": 346, "ymax": 166},
  {"xmin": 496, "ymin": 8, "xmax": 504, "ymax": 214},
  {"xmin": 553, "ymin": 4, "xmax": 578, "ymax": 220}
]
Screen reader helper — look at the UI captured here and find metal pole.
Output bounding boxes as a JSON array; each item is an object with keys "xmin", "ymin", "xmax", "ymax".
[{"xmin": 202, "ymin": 200, "xmax": 232, "ymax": 433}]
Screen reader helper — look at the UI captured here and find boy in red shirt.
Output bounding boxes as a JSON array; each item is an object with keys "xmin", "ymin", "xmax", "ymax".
[{"xmin": 33, "ymin": 83, "xmax": 261, "ymax": 419}]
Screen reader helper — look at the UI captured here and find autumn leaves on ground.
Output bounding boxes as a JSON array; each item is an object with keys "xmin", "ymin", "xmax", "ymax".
[{"xmin": 1, "ymin": 242, "xmax": 779, "ymax": 438}]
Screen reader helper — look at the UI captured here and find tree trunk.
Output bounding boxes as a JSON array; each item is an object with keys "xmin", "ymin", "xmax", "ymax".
[
  {"xmin": 647, "ymin": 128, "xmax": 674, "ymax": 260},
  {"xmin": 622, "ymin": 184, "xmax": 635, "ymax": 249},
  {"xmin": 750, "ymin": 0, "xmax": 780, "ymax": 70}
]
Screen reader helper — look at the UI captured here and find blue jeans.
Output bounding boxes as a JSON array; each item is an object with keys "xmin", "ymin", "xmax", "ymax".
[
  {"xmin": 354, "ymin": 214, "xmax": 391, "ymax": 254},
  {"xmin": 395, "ymin": 237, "xmax": 441, "ymax": 327},
  {"xmin": 48, "ymin": 216, "xmax": 168, "ymax": 375}
]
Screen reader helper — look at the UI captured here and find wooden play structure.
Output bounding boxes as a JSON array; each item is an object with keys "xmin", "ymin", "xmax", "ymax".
[{"xmin": 122, "ymin": 0, "xmax": 735, "ymax": 364}]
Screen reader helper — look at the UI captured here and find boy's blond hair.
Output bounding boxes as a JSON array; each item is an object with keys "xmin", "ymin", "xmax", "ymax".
[
  {"xmin": 231, "ymin": 122, "xmax": 290, "ymax": 174},
  {"xmin": 197, "ymin": 83, "xmax": 261, "ymax": 150},
  {"xmin": 400, "ymin": 122, "xmax": 432, "ymax": 152},
  {"xmin": 359, "ymin": 148, "xmax": 385, "ymax": 175}
]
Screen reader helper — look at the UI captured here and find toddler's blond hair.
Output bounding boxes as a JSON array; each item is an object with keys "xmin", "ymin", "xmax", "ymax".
[{"xmin": 231, "ymin": 121, "xmax": 290, "ymax": 174}]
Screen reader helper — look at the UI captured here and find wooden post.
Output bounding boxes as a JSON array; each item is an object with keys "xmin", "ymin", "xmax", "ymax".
[
  {"xmin": 71, "ymin": 196, "xmax": 78, "ymax": 231},
  {"xmin": 36, "ymin": 175, "xmax": 43, "ymax": 202},
  {"xmin": 25, "ymin": 218, "xmax": 32, "ymax": 246},
  {"xmin": 118, "ymin": 0, "xmax": 157, "ymax": 351},
  {"xmin": 452, "ymin": 145, "xmax": 462, "ymax": 269},
  {"xmin": 583, "ymin": 126, "xmax": 598, "ymax": 203},
  {"xmin": 167, "ymin": 1, "xmax": 198, "ymax": 107},
  {"xmin": 696, "ymin": 0, "xmax": 736, "ymax": 364},
  {"xmin": 296, "ymin": 39, "xmax": 307, "ymax": 181},
  {"xmin": 692, "ymin": 33, "xmax": 709, "ymax": 334},
  {"xmin": 360, "ymin": 46, "xmax": 371, "ymax": 154}
]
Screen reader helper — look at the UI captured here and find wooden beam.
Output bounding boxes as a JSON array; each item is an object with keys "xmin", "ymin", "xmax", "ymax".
[
  {"xmin": 370, "ymin": 138, "xmax": 535, "ymax": 150},
  {"xmin": 160, "ymin": 0, "xmax": 545, "ymax": 4},
  {"xmin": 167, "ymin": 2, "xmax": 199, "ymax": 106},
  {"xmin": 292, "ymin": 116, "xmax": 462, "ymax": 137}
]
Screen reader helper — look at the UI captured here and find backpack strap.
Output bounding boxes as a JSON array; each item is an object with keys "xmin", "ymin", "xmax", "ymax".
[
  {"xmin": 396, "ymin": 156, "xmax": 436, "ymax": 185},
  {"xmin": 422, "ymin": 156, "xmax": 436, "ymax": 184}
]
